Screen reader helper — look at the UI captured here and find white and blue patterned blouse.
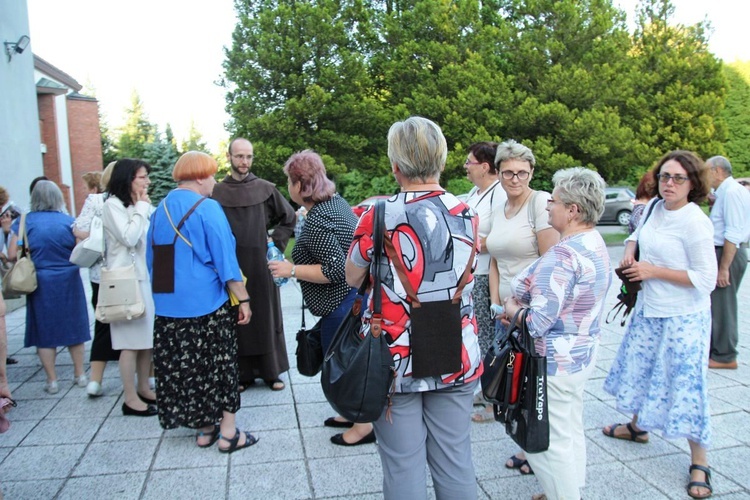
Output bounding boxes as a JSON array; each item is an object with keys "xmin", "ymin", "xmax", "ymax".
[{"xmin": 511, "ymin": 230, "xmax": 612, "ymax": 376}]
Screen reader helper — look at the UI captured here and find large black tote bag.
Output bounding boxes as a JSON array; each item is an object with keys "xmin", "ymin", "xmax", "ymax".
[
  {"xmin": 494, "ymin": 308, "xmax": 550, "ymax": 453},
  {"xmin": 321, "ymin": 201, "xmax": 395, "ymax": 423}
]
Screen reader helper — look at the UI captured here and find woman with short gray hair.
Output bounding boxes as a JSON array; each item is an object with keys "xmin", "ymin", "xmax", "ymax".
[
  {"xmin": 8, "ymin": 181, "xmax": 90, "ymax": 394},
  {"xmin": 503, "ymin": 167, "xmax": 612, "ymax": 500},
  {"xmin": 346, "ymin": 116, "xmax": 482, "ymax": 499}
]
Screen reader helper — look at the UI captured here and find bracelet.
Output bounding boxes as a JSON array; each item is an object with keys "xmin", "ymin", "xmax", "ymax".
[
  {"xmin": 238, "ymin": 298, "xmax": 250, "ymax": 304},
  {"xmin": 291, "ymin": 265, "xmax": 297, "ymax": 278}
]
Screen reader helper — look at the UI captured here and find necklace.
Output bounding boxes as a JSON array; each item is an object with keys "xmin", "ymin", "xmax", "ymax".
[{"xmin": 505, "ymin": 189, "xmax": 533, "ymax": 219}]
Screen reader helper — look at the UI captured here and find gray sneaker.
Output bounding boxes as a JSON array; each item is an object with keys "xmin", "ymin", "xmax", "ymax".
[
  {"xmin": 44, "ymin": 380, "xmax": 59, "ymax": 394},
  {"xmin": 74, "ymin": 374, "xmax": 89, "ymax": 388}
]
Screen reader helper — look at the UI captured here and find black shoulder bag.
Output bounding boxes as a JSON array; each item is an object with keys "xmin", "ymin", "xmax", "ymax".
[
  {"xmin": 321, "ymin": 200, "xmax": 395, "ymax": 423},
  {"xmin": 607, "ymin": 199, "xmax": 659, "ymax": 326}
]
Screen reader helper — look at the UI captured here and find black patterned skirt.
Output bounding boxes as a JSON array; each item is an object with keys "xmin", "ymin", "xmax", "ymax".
[{"xmin": 153, "ymin": 302, "xmax": 240, "ymax": 430}]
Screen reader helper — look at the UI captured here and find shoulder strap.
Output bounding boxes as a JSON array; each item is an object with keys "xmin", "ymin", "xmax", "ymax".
[
  {"xmin": 18, "ymin": 213, "xmax": 29, "ymax": 257},
  {"xmin": 475, "ymin": 181, "xmax": 499, "ymax": 207},
  {"xmin": 527, "ymin": 190, "xmax": 539, "ymax": 233},
  {"xmin": 158, "ymin": 196, "xmax": 208, "ymax": 248},
  {"xmin": 384, "ymin": 210, "xmax": 477, "ymax": 306},
  {"xmin": 634, "ymin": 199, "xmax": 659, "ymax": 261}
]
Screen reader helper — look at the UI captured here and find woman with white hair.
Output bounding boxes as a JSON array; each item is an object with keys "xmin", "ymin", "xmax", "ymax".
[
  {"xmin": 503, "ymin": 167, "xmax": 612, "ymax": 500},
  {"xmin": 345, "ymin": 116, "xmax": 482, "ymax": 499},
  {"xmin": 8, "ymin": 180, "xmax": 90, "ymax": 394}
]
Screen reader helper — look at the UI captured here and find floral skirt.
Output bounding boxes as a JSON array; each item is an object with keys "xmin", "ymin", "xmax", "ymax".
[
  {"xmin": 153, "ymin": 302, "xmax": 240, "ymax": 430},
  {"xmin": 603, "ymin": 305, "xmax": 711, "ymax": 447}
]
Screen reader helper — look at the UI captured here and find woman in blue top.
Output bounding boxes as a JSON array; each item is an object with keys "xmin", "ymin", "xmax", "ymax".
[
  {"xmin": 147, "ymin": 151, "xmax": 256, "ymax": 453},
  {"xmin": 8, "ymin": 181, "xmax": 90, "ymax": 394}
]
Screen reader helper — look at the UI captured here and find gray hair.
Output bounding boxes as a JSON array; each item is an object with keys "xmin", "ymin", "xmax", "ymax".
[
  {"xmin": 553, "ymin": 167, "xmax": 606, "ymax": 225},
  {"xmin": 706, "ymin": 155, "xmax": 732, "ymax": 175},
  {"xmin": 30, "ymin": 180, "xmax": 66, "ymax": 213},
  {"xmin": 387, "ymin": 116, "xmax": 447, "ymax": 182},
  {"xmin": 495, "ymin": 139, "xmax": 536, "ymax": 169}
]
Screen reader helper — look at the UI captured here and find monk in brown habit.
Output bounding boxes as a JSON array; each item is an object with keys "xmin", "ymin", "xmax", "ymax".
[{"xmin": 212, "ymin": 138, "xmax": 296, "ymax": 391}]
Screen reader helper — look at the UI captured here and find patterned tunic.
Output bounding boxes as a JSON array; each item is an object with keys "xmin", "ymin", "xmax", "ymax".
[
  {"xmin": 511, "ymin": 230, "xmax": 612, "ymax": 376},
  {"xmin": 348, "ymin": 191, "xmax": 483, "ymax": 393}
]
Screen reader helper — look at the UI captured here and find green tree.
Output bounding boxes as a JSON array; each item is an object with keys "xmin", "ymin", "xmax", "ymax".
[
  {"xmin": 721, "ymin": 61, "xmax": 750, "ymax": 173},
  {"xmin": 180, "ymin": 120, "xmax": 210, "ymax": 154},
  {"xmin": 625, "ymin": 0, "xmax": 726, "ymax": 166},
  {"xmin": 224, "ymin": 0, "xmax": 388, "ymax": 188},
  {"xmin": 144, "ymin": 125, "xmax": 180, "ymax": 205},
  {"xmin": 117, "ymin": 90, "xmax": 157, "ymax": 160}
]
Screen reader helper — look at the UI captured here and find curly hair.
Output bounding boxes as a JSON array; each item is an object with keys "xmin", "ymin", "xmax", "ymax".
[{"xmin": 648, "ymin": 151, "xmax": 710, "ymax": 204}]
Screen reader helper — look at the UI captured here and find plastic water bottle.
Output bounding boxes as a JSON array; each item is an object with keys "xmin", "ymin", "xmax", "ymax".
[{"xmin": 266, "ymin": 242, "xmax": 288, "ymax": 286}]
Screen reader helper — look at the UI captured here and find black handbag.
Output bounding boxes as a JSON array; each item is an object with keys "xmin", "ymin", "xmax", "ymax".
[
  {"xmin": 493, "ymin": 308, "xmax": 550, "ymax": 453},
  {"xmin": 607, "ymin": 199, "xmax": 659, "ymax": 326},
  {"xmin": 481, "ymin": 309, "xmax": 525, "ymax": 407},
  {"xmin": 295, "ymin": 300, "xmax": 323, "ymax": 377},
  {"xmin": 321, "ymin": 200, "xmax": 395, "ymax": 423}
]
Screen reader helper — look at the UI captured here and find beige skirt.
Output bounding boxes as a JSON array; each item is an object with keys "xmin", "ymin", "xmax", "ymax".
[{"xmin": 109, "ymin": 279, "xmax": 155, "ymax": 350}]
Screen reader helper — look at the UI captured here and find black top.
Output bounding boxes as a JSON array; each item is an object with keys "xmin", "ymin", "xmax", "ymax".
[{"xmin": 292, "ymin": 194, "xmax": 357, "ymax": 317}]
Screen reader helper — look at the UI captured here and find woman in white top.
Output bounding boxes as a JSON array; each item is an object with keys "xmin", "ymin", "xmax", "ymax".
[
  {"xmin": 463, "ymin": 142, "xmax": 506, "ymax": 422},
  {"xmin": 464, "ymin": 142, "xmax": 506, "ymax": 358},
  {"xmin": 484, "ymin": 140, "xmax": 559, "ymax": 463},
  {"xmin": 102, "ymin": 159, "xmax": 157, "ymax": 417},
  {"xmin": 603, "ymin": 151, "xmax": 717, "ymax": 500},
  {"xmin": 73, "ymin": 162, "xmax": 119, "ymax": 398}
]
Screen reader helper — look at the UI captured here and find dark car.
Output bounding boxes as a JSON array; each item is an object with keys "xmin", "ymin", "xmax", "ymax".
[
  {"xmin": 601, "ymin": 187, "xmax": 634, "ymax": 226},
  {"xmin": 352, "ymin": 195, "xmax": 390, "ymax": 218}
]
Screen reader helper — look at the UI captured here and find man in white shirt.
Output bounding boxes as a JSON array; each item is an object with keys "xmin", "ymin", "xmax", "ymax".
[{"xmin": 707, "ymin": 156, "xmax": 750, "ymax": 369}]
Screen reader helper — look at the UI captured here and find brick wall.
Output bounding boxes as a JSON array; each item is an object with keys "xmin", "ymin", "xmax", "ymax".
[
  {"xmin": 67, "ymin": 96, "xmax": 103, "ymax": 215},
  {"xmin": 37, "ymin": 94, "xmax": 61, "ymax": 185}
]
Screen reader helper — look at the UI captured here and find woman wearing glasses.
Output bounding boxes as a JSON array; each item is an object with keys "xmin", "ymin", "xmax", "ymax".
[
  {"xmin": 603, "ymin": 151, "xmax": 716, "ymax": 500},
  {"xmin": 484, "ymin": 140, "xmax": 559, "ymax": 464}
]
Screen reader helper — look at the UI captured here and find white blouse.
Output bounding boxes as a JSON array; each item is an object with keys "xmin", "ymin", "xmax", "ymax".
[
  {"xmin": 627, "ymin": 199, "xmax": 717, "ymax": 317},
  {"xmin": 465, "ymin": 180, "xmax": 506, "ymax": 275}
]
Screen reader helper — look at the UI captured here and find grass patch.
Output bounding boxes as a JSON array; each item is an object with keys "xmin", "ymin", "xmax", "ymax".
[
  {"xmin": 601, "ymin": 229, "xmax": 629, "ymax": 246},
  {"xmin": 285, "ymin": 238, "xmax": 295, "ymax": 261}
]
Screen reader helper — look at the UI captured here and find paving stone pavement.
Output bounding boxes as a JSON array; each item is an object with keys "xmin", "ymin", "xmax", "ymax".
[{"xmin": 1, "ymin": 245, "xmax": 749, "ymax": 499}]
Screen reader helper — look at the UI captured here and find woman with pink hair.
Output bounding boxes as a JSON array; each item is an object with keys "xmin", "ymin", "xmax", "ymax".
[{"xmin": 268, "ymin": 149, "xmax": 375, "ymax": 447}]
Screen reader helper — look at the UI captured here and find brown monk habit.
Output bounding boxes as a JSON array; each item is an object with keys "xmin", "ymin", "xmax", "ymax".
[{"xmin": 212, "ymin": 173, "xmax": 296, "ymax": 384}]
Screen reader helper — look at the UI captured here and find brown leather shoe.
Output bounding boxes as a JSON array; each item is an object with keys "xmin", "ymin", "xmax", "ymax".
[{"xmin": 708, "ymin": 358, "xmax": 737, "ymax": 369}]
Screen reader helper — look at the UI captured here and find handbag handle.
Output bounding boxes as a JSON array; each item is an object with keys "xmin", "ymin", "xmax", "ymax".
[
  {"xmin": 17, "ymin": 213, "xmax": 29, "ymax": 258},
  {"xmin": 368, "ymin": 200, "xmax": 385, "ymax": 338}
]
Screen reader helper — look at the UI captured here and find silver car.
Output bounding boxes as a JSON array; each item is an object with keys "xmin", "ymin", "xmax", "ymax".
[{"xmin": 601, "ymin": 187, "xmax": 634, "ymax": 226}]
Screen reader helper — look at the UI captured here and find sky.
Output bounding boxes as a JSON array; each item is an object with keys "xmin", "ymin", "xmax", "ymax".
[{"xmin": 27, "ymin": 0, "xmax": 750, "ymax": 154}]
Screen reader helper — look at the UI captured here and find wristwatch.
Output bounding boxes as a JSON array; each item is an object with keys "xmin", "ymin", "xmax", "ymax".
[{"xmin": 291, "ymin": 265, "xmax": 297, "ymax": 278}]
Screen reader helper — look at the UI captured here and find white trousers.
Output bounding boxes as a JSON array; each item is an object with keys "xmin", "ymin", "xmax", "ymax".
[{"xmin": 525, "ymin": 353, "xmax": 597, "ymax": 500}]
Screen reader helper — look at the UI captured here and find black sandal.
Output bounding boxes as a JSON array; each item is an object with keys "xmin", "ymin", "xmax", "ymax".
[
  {"xmin": 218, "ymin": 427, "xmax": 259, "ymax": 454},
  {"xmin": 196, "ymin": 424, "xmax": 220, "ymax": 448},
  {"xmin": 505, "ymin": 454, "xmax": 534, "ymax": 475},
  {"xmin": 687, "ymin": 464, "xmax": 712, "ymax": 499},
  {"xmin": 602, "ymin": 422, "xmax": 649, "ymax": 443}
]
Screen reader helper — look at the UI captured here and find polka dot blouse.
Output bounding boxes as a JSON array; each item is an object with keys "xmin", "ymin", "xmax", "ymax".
[{"xmin": 291, "ymin": 194, "xmax": 358, "ymax": 317}]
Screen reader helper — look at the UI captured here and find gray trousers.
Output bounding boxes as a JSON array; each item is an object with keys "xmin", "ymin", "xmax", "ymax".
[
  {"xmin": 373, "ymin": 380, "xmax": 478, "ymax": 500},
  {"xmin": 710, "ymin": 246, "xmax": 747, "ymax": 362}
]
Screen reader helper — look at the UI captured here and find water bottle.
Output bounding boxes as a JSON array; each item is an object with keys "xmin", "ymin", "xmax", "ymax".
[{"xmin": 266, "ymin": 242, "xmax": 288, "ymax": 286}]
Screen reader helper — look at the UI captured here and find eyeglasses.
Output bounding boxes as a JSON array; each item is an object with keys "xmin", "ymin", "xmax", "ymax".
[
  {"xmin": 464, "ymin": 159, "xmax": 482, "ymax": 166},
  {"xmin": 656, "ymin": 173, "xmax": 689, "ymax": 185},
  {"xmin": 232, "ymin": 154, "xmax": 254, "ymax": 161},
  {"xmin": 500, "ymin": 170, "xmax": 530, "ymax": 180}
]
